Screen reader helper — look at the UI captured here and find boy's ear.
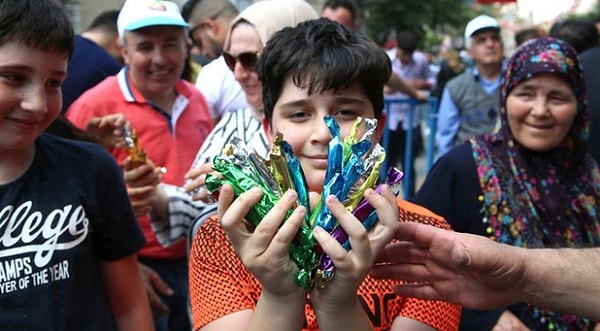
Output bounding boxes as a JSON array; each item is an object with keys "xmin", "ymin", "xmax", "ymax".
[
  {"xmin": 374, "ymin": 112, "xmax": 387, "ymax": 144},
  {"xmin": 262, "ymin": 116, "xmax": 273, "ymax": 142}
]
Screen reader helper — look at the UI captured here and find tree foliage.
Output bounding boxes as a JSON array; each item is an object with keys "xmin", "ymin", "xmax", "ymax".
[{"xmin": 356, "ymin": 0, "xmax": 481, "ymax": 50}]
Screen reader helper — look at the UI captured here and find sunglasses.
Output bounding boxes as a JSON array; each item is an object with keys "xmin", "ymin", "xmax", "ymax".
[{"xmin": 223, "ymin": 51, "xmax": 260, "ymax": 72}]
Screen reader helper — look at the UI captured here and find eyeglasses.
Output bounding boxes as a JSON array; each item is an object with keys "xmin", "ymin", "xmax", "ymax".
[{"xmin": 223, "ymin": 51, "xmax": 260, "ymax": 72}]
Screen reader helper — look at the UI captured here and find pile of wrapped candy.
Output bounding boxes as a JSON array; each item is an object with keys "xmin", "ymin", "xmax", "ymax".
[{"xmin": 205, "ymin": 116, "xmax": 403, "ymax": 290}]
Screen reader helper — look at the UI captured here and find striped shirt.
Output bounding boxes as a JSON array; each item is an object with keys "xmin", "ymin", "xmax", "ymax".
[
  {"xmin": 152, "ymin": 107, "xmax": 269, "ymax": 247},
  {"xmin": 190, "ymin": 107, "xmax": 269, "ymax": 168}
]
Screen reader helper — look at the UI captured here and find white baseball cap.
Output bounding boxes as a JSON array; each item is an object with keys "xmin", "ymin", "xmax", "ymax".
[
  {"xmin": 117, "ymin": 0, "xmax": 188, "ymax": 41},
  {"xmin": 464, "ymin": 15, "xmax": 500, "ymax": 47}
]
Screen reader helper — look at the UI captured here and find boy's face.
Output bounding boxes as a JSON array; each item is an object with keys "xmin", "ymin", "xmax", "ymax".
[
  {"xmin": 0, "ymin": 42, "xmax": 67, "ymax": 154},
  {"xmin": 264, "ymin": 77, "xmax": 384, "ymax": 193},
  {"xmin": 122, "ymin": 26, "xmax": 187, "ymax": 101}
]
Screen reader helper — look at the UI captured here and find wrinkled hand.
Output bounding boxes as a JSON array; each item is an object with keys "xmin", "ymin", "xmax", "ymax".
[
  {"xmin": 370, "ymin": 222, "xmax": 526, "ymax": 310},
  {"xmin": 218, "ymin": 184, "xmax": 305, "ymax": 298},
  {"xmin": 86, "ymin": 113, "xmax": 127, "ymax": 148},
  {"xmin": 309, "ymin": 185, "xmax": 399, "ymax": 311},
  {"xmin": 184, "ymin": 162, "xmax": 220, "ymax": 202},
  {"xmin": 138, "ymin": 262, "xmax": 173, "ymax": 317},
  {"xmin": 123, "ymin": 157, "xmax": 162, "ymax": 216}
]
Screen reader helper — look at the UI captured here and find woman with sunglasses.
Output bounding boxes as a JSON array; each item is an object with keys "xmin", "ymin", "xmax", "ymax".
[{"xmin": 183, "ymin": 0, "xmax": 319, "ymax": 203}]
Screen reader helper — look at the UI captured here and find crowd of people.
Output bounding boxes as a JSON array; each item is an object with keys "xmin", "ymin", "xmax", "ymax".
[{"xmin": 1, "ymin": 0, "xmax": 600, "ymax": 330}]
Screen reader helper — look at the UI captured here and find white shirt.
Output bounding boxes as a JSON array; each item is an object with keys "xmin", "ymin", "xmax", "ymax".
[
  {"xmin": 385, "ymin": 48, "xmax": 436, "ymax": 130},
  {"xmin": 195, "ymin": 56, "xmax": 248, "ymax": 119}
]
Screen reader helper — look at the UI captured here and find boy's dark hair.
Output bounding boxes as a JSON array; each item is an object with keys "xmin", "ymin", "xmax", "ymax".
[
  {"xmin": 87, "ymin": 10, "xmax": 119, "ymax": 35},
  {"xmin": 549, "ymin": 18, "xmax": 599, "ymax": 53},
  {"xmin": 0, "ymin": 0, "xmax": 74, "ymax": 58},
  {"xmin": 258, "ymin": 18, "xmax": 391, "ymax": 123},
  {"xmin": 396, "ymin": 30, "xmax": 419, "ymax": 54},
  {"xmin": 322, "ymin": 0, "xmax": 358, "ymax": 22}
]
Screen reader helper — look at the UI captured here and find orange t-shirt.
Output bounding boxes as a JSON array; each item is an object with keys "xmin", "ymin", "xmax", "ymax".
[{"xmin": 189, "ymin": 199, "xmax": 461, "ymax": 330}]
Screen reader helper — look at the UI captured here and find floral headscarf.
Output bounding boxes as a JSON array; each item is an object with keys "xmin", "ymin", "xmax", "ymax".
[{"xmin": 470, "ymin": 37, "xmax": 600, "ymax": 330}]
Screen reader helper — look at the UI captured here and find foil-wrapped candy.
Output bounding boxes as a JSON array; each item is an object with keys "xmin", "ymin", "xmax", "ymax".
[
  {"xmin": 205, "ymin": 116, "xmax": 403, "ymax": 290},
  {"xmin": 122, "ymin": 123, "xmax": 148, "ymax": 167}
]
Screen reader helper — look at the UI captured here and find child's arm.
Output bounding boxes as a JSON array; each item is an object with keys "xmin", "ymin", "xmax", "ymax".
[
  {"xmin": 310, "ymin": 185, "xmax": 399, "ymax": 331},
  {"xmin": 101, "ymin": 254, "xmax": 154, "ymax": 331}
]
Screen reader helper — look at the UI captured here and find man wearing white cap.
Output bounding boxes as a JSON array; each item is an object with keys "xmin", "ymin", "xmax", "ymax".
[
  {"xmin": 66, "ymin": 1, "xmax": 214, "ymax": 330},
  {"xmin": 434, "ymin": 14, "xmax": 504, "ymax": 159}
]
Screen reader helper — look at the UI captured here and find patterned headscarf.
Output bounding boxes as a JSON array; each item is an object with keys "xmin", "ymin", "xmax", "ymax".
[{"xmin": 470, "ymin": 37, "xmax": 600, "ymax": 330}]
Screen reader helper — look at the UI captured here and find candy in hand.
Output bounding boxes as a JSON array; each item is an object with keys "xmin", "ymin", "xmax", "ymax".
[{"xmin": 206, "ymin": 116, "xmax": 403, "ymax": 289}]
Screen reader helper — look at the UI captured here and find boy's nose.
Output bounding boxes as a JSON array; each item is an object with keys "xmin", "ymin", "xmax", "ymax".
[
  {"xmin": 310, "ymin": 116, "xmax": 333, "ymax": 144},
  {"xmin": 21, "ymin": 86, "xmax": 48, "ymax": 114}
]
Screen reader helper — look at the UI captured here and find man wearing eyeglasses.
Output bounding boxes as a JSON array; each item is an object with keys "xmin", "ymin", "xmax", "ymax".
[{"xmin": 185, "ymin": 0, "xmax": 248, "ymax": 124}]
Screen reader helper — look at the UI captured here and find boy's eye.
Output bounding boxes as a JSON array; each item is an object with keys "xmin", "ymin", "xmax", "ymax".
[
  {"xmin": 47, "ymin": 79, "xmax": 63, "ymax": 88},
  {"xmin": 333, "ymin": 109, "xmax": 359, "ymax": 120},
  {"xmin": 0, "ymin": 73, "xmax": 25, "ymax": 83},
  {"xmin": 289, "ymin": 110, "xmax": 310, "ymax": 119}
]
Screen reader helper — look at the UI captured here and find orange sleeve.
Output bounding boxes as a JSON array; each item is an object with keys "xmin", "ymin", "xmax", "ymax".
[
  {"xmin": 397, "ymin": 198, "xmax": 454, "ymax": 230},
  {"xmin": 394, "ymin": 198, "xmax": 462, "ymax": 330},
  {"xmin": 399, "ymin": 297, "xmax": 461, "ymax": 331}
]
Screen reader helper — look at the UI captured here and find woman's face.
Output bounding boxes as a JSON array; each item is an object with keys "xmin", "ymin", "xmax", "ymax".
[
  {"xmin": 227, "ymin": 23, "xmax": 263, "ymax": 110},
  {"xmin": 506, "ymin": 73, "xmax": 578, "ymax": 152}
]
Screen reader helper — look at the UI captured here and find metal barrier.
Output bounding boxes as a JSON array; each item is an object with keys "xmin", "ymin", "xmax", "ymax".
[{"xmin": 380, "ymin": 96, "xmax": 438, "ymax": 199}]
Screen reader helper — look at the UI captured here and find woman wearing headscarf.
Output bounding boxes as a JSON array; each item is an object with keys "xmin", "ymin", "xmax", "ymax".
[{"xmin": 413, "ymin": 37, "xmax": 600, "ymax": 330}]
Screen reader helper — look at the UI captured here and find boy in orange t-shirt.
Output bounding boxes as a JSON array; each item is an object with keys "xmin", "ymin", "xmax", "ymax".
[{"xmin": 188, "ymin": 18, "xmax": 461, "ymax": 331}]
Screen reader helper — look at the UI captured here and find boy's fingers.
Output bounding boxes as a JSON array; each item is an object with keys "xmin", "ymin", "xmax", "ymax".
[{"xmin": 218, "ymin": 185, "xmax": 263, "ymax": 243}]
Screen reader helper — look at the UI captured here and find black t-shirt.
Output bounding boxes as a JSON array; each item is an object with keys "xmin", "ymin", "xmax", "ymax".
[{"xmin": 0, "ymin": 134, "xmax": 145, "ymax": 330}]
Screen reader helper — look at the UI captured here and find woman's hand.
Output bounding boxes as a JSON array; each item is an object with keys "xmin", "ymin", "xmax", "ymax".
[
  {"xmin": 218, "ymin": 184, "xmax": 306, "ymax": 299},
  {"xmin": 184, "ymin": 162, "xmax": 220, "ymax": 202}
]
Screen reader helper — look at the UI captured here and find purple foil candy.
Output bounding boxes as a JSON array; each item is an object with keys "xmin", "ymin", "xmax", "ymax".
[{"xmin": 317, "ymin": 167, "xmax": 404, "ymax": 273}]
